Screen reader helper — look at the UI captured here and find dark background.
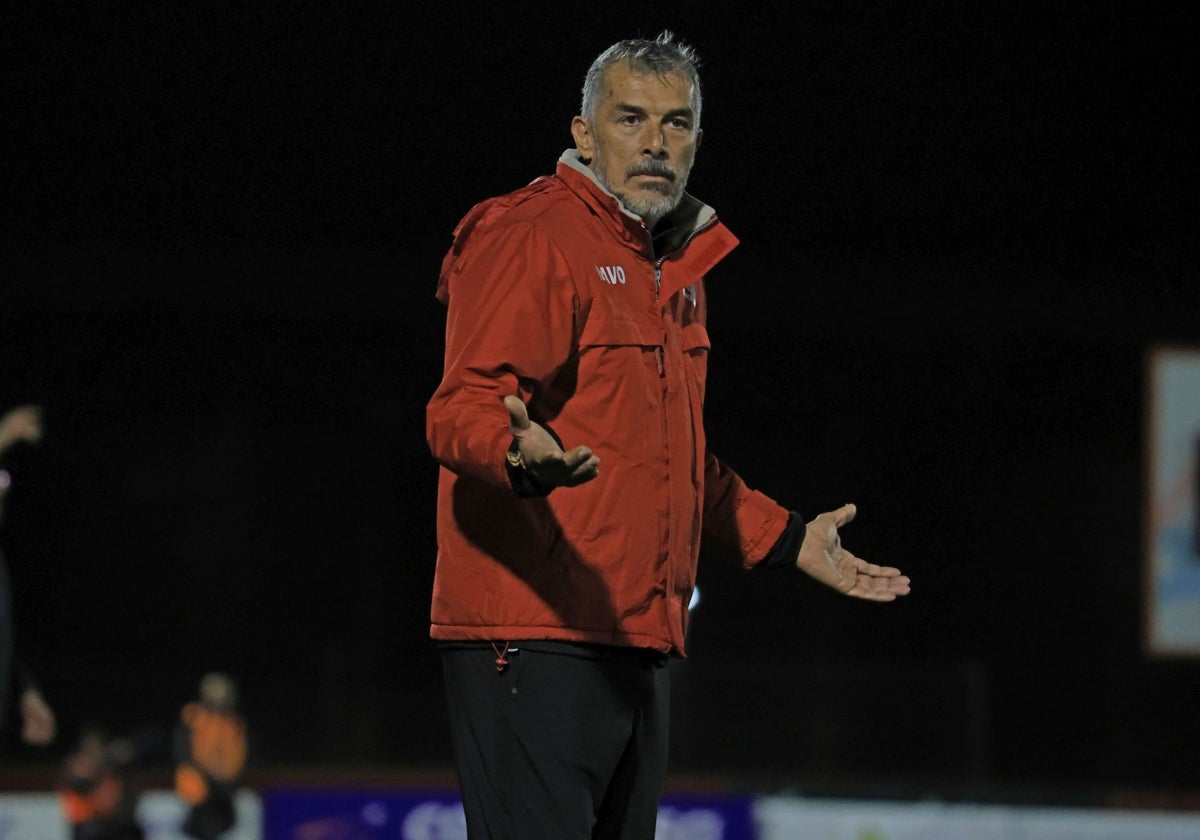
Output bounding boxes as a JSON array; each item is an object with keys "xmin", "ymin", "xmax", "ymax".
[{"xmin": 2, "ymin": 1, "xmax": 1198, "ymax": 802}]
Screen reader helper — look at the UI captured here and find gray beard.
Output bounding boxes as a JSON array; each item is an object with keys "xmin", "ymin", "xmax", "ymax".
[
  {"xmin": 614, "ymin": 189, "xmax": 683, "ymax": 228},
  {"xmin": 592, "ymin": 155, "xmax": 688, "ymax": 228}
]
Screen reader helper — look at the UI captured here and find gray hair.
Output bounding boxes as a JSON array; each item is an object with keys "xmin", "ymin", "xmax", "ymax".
[{"xmin": 581, "ymin": 31, "xmax": 702, "ymax": 128}]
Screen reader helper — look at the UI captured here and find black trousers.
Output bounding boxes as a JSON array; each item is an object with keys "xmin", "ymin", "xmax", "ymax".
[
  {"xmin": 181, "ymin": 788, "xmax": 235, "ymax": 840},
  {"xmin": 441, "ymin": 642, "xmax": 671, "ymax": 840}
]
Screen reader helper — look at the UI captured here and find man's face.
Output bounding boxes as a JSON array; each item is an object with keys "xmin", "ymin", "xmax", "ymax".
[{"xmin": 572, "ymin": 63, "xmax": 701, "ymax": 227}]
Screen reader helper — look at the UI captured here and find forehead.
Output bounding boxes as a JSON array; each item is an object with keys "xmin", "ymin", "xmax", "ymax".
[{"xmin": 597, "ymin": 62, "xmax": 695, "ymax": 111}]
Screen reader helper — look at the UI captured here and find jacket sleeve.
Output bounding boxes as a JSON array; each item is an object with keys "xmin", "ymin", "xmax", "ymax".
[
  {"xmin": 426, "ymin": 220, "xmax": 579, "ymax": 488},
  {"xmin": 701, "ymin": 452, "xmax": 791, "ymax": 569}
]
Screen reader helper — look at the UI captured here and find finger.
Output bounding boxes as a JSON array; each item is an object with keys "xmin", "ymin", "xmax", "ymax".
[
  {"xmin": 852, "ymin": 557, "xmax": 904, "ymax": 578},
  {"xmin": 561, "ymin": 450, "xmax": 600, "ymax": 484},
  {"xmin": 848, "ymin": 576, "xmax": 897, "ymax": 600},
  {"xmin": 808, "ymin": 504, "xmax": 856, "ymax": 534},
  {"xmin": 503, "ymin": 395, "xmax": 530, "ymax": 433},
  {"xmin": 855, "ymin": 589, "xmax": 898, "ymax": 602},
  {"xmin": 569, "ymin": 456, "xmax": 601, "ymax": 483},
  {"xmin": 852, "ymin": 575, "xmax": 910, "ymax": 600},
  {"xmin": 876, "ymin": 579, "xmax": 910, "ymax": 598},
  {"xmin": 831, "ymin": 502, "xmax": 857, "ymax": 527},
  {"xmin": 560, "ymin": 445, "xmax": 594, "ymax": 468}
]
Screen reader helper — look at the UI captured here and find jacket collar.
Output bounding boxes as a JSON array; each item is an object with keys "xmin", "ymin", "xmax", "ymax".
[
  {"xmin": 555, "ymin": 150, "xmax": 720, "ymax": 260},
  {"xmin": 556, "ymin": 150, "xmax": 738, "ymax": 303}
]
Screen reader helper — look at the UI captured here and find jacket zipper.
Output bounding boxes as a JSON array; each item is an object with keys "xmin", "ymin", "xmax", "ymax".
[
  {"xmin": 652, "ymin": 215, "xmax": 720, "ymax": 303},
  {"xmin": 649, "ymin": 216, "xmax": 718, "ymax": 648},
  {"xmin": 650, "ymin": 215, "xmax": 718, "ymax": 375}
]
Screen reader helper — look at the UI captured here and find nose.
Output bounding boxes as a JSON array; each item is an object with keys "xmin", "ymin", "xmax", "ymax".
[{"xmin": 642, "ymin": 125, "xmax": 667, "ymax": 158}]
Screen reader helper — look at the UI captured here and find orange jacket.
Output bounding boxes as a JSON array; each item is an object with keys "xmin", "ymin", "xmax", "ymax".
[
  {"xmin": 426, "ymin": 151, "xmax": 788, "ymax": 655},
  {"xmin": 59, "ymin": 773, "xmax": 122, "ymax": 824},
  {"xmin": 175, "ymin": 702, "xmax": 246, "ymax": 804}
]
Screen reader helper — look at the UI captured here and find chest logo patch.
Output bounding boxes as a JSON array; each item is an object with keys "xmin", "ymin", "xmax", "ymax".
[{"xmin": 595, "ymin": 265, "xmax": 627, "ymax": 285}]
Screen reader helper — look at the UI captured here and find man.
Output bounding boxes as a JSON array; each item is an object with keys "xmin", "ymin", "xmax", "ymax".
[
  {"xmin": 0, "ymin": 404, "xmax": 56, "ymax": 749},
  {"xmin": 426, "ymin": 32, "xmax": 911, "ymax": 839},
  {"xmin": 173, "ymin": 672, "xmax": 248, "ymax": 840},
  {"xmin": 58, "ymin": 726, "xmax": 145, "ymax": 840}
]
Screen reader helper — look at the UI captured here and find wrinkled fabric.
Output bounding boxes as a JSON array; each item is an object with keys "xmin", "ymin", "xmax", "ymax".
[{"xmin": 426, "ymin": 152, "xmax": 789, "ymax": 655}]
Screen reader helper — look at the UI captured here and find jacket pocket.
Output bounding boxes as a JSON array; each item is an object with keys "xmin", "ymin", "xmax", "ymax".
[
  {"xmin": 577, "ymin": 312, "xmax": 663, "ymax": 348},
  {"xmin": 680, "ymin": 322, "xmax": 711, "ymax": 402},
  {"xmin": 572, "ymin": 312, "xmax": 665, "ymax": 467}
]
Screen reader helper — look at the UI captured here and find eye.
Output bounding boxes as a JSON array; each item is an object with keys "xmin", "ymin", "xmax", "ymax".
[
  {"xmin": 669, "ymin": 117, "xmax": 692, "ymax": 130},
  {"xmin": 618, "ymin": 114, "xmax": 642, "ymax": 126}
]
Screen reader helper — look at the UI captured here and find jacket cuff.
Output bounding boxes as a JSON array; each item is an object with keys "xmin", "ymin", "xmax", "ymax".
[
  {"xmin": 736, "ymin": 491, "xmax": 791, "ymax": 568},
  {"xmin": 504, "ymin": 422, "xmax": 563, "ymax": 498},
  {"xmin": 758, "ymin": 511, "xmax": 805, "ymax": 570}
]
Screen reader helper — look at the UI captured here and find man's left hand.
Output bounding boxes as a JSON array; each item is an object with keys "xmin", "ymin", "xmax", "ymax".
[{"xmin": 796, "ymin": 503, "xmax": 910, "ymax": 601}]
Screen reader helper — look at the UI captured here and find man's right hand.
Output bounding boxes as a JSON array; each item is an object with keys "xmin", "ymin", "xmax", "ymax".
[{"xmin": 503, "ymin": 395, "xmax": 599, "ymax": 489}]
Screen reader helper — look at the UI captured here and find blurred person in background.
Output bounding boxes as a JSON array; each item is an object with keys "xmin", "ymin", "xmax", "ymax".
[
  {"xmin": 0, "ymin": 403, "xmax": 56, "ymax": 749},
  {"xmin": 58, "ymin": 725, "xmax": 146, "ymax": 840},
  {"xmin": 173, "ymin": 672, "xmax": 248, "ymax": 840}
]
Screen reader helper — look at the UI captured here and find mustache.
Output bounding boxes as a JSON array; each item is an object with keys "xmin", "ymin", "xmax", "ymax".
[{"xmin": 626, "ymin": 161, "xmax": 677, "ymax": 181}]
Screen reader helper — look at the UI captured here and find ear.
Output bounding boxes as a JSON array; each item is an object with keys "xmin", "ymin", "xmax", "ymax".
[
  {"xmin": 571, "ymin": 116, "xmax": 594, "ymax": 161},
  {"xmin": 695, "ymin": 128, "xmax": 703, "ymax": 153}
]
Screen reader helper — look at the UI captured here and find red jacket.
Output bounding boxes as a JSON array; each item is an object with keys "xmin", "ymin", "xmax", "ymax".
[{"xmin": 426, "ymin": 151, "xmax": 789, "ymax": 655}]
